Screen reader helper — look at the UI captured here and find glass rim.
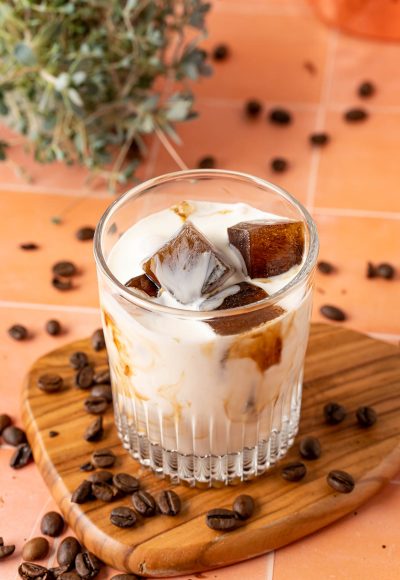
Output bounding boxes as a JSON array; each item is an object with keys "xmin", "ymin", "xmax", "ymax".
[{"xmin": 94, "ymin": 169, "xmax": 319, "ymax": 320}]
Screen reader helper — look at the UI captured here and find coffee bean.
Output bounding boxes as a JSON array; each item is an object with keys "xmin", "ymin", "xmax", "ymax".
[
  {"xmin": 84, "ymin": 396, "xmax": 108, "ymax": 415},
  {"xmin": 10, "ymin": 442, "xmax": 33, "ymax": 469},
  {"xmin": 0, "ymin": 413, "xmax": 12, "ymax": 434},
  {"xmin": 2, "ymin": 425, "xmax": 26, "ymax": 446},
  {"xmin": 76, "ymin": 226, "xmax": 95, "ymax": 241},
  {"xmin": 310, "ymin": 132, "xmax": 330, "ymax": 146},
  {"xmin": 80, "ymin": 461, "xmax": 95, "ymax": 472},
  {"xmin": 22, "ymin": 537, "xmax": 50, "ymax": 561},
  {"xmin": 132, "ymin": 490, "xmax": 156, "ymax": 517},
  {"xmin": 75, "ymin": 551, "xmax": 101, "ymax": 578},
  {"xmin": 49, "ymin": 430, "xmax": 59, "ymax": 438},
  {"xmin": 324, "ymin": 402, "xmax": 347, "ymax": 425},
  {"xmin": 20, "ymin": 242, "xmax": 39, "ymax": 251},
  {"xmin": 71, "ymin": 479, "xmax": 92, "ymax": 504},
  {"xmin": 37, "ymin": 373, "xmax": 63, "ymax": 393},
  {"xmin": 110, "ymin": 507, "xmax": 137, "ymax": 528},
  {"xmin": 69, "ymin": 351, "xmax": 89, "ymax": 369},
  {"xmin": 271, "ymin": 157, "xmax": 288, "ymax": 173},
  {"xmin": 91, "ymin": 328, "xmax": 105, "ymax": 351},
  {"xmin": 45, "ymin": 319, "xmax": 62, "ymax": 336},
  {"xmin": 93, "ymin": 369, "xmax": 110, "ymax": 384},
  {"xmin": 57, "ymin": 536, "xmax": 82, "ymax": 568},
  {"xmin": 356, "ymin": 406, "xmax": 377, "ymax": 428},
  {"xmin": 91, "ymin": 384, "xmax": 112, "ymax": 403},
  {"xmin": 317, "ymin": 260, "xmax": 334, "ymax": 274},
  {"xmin": 0, "ymin": 544, "xmax": 15, "ymax": 559},
  {"xmin": 52, "ymin": 277, "xmax": 73, "ymax": 291},
  {"xmin": 92, "ymin": 481, "xmax": 118, "ymax": 502},
  {"xmin": 197, "ymin": 155, "xmax": 216, "ymax": 169},
  {"xmin": 157, "ymin": 490, "xmax": 181, "ymax": 516},
  {"xmin": 299, "ymin": 436, "xmax": 321, "ymax": 460},
  {"xmin": 113, "ymin": 473, "xmax": 140, "ymax": 495},
  {"xmin": 56, "ymin": 570, "xmax": 79, "ymax": 579},
  {"xmin": 89, "ymin": 470, "xmax": 113, "ymax": 484},
  {"xmin": 48, "ymin": 565, "xmax": 70, "ymax": 578},
  {"xmin": 91, "ymin": 448, "xmax": 116, "ymax": 468},
  {"xmin": 111, "ymin": 575, "xmax": 141, "ymax": 580},
  {"xmin": 358, "ymin": 80, "xmax": 375, "ymax": 98},
  {"xmin": 245, "ymin": 99, "xmax": 262, "ymax": 118},
  {"xmin": 232, "ymin": 494, "xmax": 254, "ymax": 520},
  {"xmin": 281, "ymin": 461, "xmax": 307, "ymax": 482},
  {"xmin": 8, "ymin": 324, "xmax": 28, "ymax": 341},
  {"xmin": 376, "ymin": 262, "xmax": 395, "ymax": 280},
  {"xmin": 320, "ymin": 304, "xmax": 347, "ymax": 322},
  {"xmin": 206, "ymin": 508, "xmax": 238, "ymax": 531},
  {"xmin": 18, "ymin": 562, "xmax": 49, "ymax": 579},
  {"xmin": 40, "ymin": 511, "xmax": 64, "ymax": 537},
  {"xmin": 76, "ymin": 365, "xmax": 94, "ymax": 389},
  {"xmin": 52, "ymin": 261, "xmax": 77, "ymax": 277},
  {"xmin": 212, "ymin": 44, "xmax": 229, "ymax": 61},
  {"xmin": 344, "ymin": 108, "xmax": 368, "ymax": 122},
  {"xmin": 269, "ymin": 108, "xmax": 292, "ymax": 125},
  {"xmin": 367, "ymin": 261, "xmax": 377, "ymax": 278},
  {"xmin": 84, "ymin": 417, "xmax": 104, "ymax": 442},
  {"xmin": 327, "ymin": 469, "xmax": 355, "ymax": 493}
]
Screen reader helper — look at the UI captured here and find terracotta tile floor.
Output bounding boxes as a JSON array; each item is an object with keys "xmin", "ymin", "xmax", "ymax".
[{"xmin": 1, "ymin": 0, "xmax": 400, "ymax": 578}]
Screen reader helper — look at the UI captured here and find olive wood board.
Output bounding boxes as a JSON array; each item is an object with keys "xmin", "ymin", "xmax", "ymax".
[{"xmin": 22, "ymin": 322, "xmax": 400, "ymax": 577}]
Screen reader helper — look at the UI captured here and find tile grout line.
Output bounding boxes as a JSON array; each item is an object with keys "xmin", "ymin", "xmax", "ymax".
[
  {"xmin": 266, "ymin": 550, "xmax": 275, "ymax": 580},
  {"xmin": 0, "ymin": 300, "xmax": 100, "ymax": 315}
]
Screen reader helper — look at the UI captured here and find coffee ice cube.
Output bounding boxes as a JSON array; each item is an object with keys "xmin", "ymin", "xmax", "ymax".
[
  {"xmin": 125, "ymin": 274, "xmax": 159, "ymax": 298},
  {"xmin": 142, "ymin": 221, "xmax": 233, "ymax": 305},
  {"xmin": 228, "ymin": 220, "xmax": 304, "ymax": 278}
]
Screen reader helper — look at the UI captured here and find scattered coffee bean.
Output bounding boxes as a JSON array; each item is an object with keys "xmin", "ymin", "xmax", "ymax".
[
  {"xmin": 59, "ymin": 572, "xmax": 80, "ymax": 580},
  {"xmin": 10, "ymin": 442, "xmax": 33, "ymax": 469},
  {"xmin": 49, "ymin": 565, "xmax": 70, "ymax": 578},
  {"xmin": 111, "ymin": 575, "xmax": 141, "ymax": 580},
  {"xmin": 37, "ymin": 373, "xmax": 63, "ymax": 394},
  {"xmin": 22, "ymin": 537, "xmax": 50, "ymax": 561},
  {"xmin": 75, "ymin": 551, "xmax": 102, "ymax": 578},
  {"xmin": 18, "ymin": 562, "xmax": 49, "ymax": 579},
  {"xmin": 52, "ymin": 276, "xmax": 73, "ymax": 291},
  {"xmin": 45, "ymin": 319, "xmax": 62, "ymax": 336},
  {"xmin": 76, "ymin": 365, "xmax": 94, "ymax": 389},
  {"xmin": 91, "ymin": 448, "xmax": 116, "ymax": 468},
  {"xmin": 91, "ymin": 328, "xmax": 105, "ymax": 351},
  {"xmin": 80, "ymin": 461, "xmax": 95, "ymax": 472},
  {"xmin": 232, "ymin": 494, "xmax": 254, "ymax": 520},
  {"xmin": 0, "ymin": 413, "xmax": 12, "ymax": 434},
  {"xmin": 157, "ymin": 489, "xmax": 181, "ymax": 516},
  {"xmin": 356, "ymin": 406, "xmax": 377, "ymax": 428},
  {"xmin": 2, "ymin": 425, "xmax": 26, "ymax": 446},
  {"xmin": 49, "ymin": 430, "xmax": 59, "ymax": 438},
  {"xmin": 271, "ymin": 157, "xmax": 288, "ymax": 173},
  {"xmin": 310, "ymin": 132, "xmax": 330, "ymax": 146},
  {"xmin": 132, "ymin": 490, "xmax": 156, "ymax": 517},
  {"xmin": 324, "ymin": 402, "xmax": 347, "ymax": 425},
  {"xmin": 245, "ymin": 99, "xmax": 262, "ymax": 118},
  {"xmin": 110, "ymin": 506, "xmax": 137, "ymax": 529},
  {"xmin": 20, "ymin": 242, "xmax": 39, "ymax": 251},
  {"xmin": 57, "ymin": 536, "xmax": 82, "ymax": 568},
  {"xmin": 84, "ymin": 417, "xmax": 104, "ymax": 442},
  {"xmin": 344, "ymin": 108, "xmax": 368, "ymax": 122},
  {"xmin": 376, "ymin": 262, "xmax": 395, "ymax": 280},
  {"xmin": 91, "ymin": 384, "xmax": 112, "ymax": 403},
  {"xmin": 40, "ymin": 512, "xmax": 64, "ymax": 537},
  {"xmin": 206, "ymin": 508, "xmax": 238, "ymax": 531},
  {"xmin": 71, "ymin": 480, "xmax": 92, "ymax": 504},
  {"xmin": 76, "ymin": 226, "xmax": 95, "ymax": 241},
  {"xmin": 88, "ymin": 470, "xmax": 112, "ymax": 484},
  {"xmin": 212, "ymin": 44, "xmax": 230, "ymax": 61},
  {"xmin": 52, "ymin": 261, "xmax": 77, "ymax": 278},
  {"xmin": 358, "ymin": 80, "xmax": 375, "ymax": 98},
  {"xmin": 320, "ymin": 305, "xmax": 347, "ymax": 322},
  {"xmin": 8, "ymin": 324, "xmax": 28, "ymax": 341},
  {"xmin": 93, "ymin": 369, "xmax": 110, "ymax": 385},
  {"xmin": 269, "ymin": 108, "xmax": 292, "ymax": 125},
  {"xmin": 197, "ymin": 155, "xmax": 216, "ymax": 169},
  {"xmin": 0, "ymin": 543, "xmax": 15, "ymax": 559},
  {"xmin": 113, "ymin": 473, "xmax": 140, "ymax": 495},
  {"xmin": 281, "ymin": 461, "xmax": 307, "ymax": 482},
  {"xmin": 317, "ymin": 260, "xmax": 334, "ymax": 274},
  {"xmin": 327, "ymin": 469, "xmax": 355, "ymax": 493},
  {"xmin": 299, "ymin": 436, "xmax": 321, "ymax": 460},
  {"xmin": 366, "ymin": 261, "xmax": 377, "ymax": 278},
  {"xmin": 69, "ymin": 351, "xmax": 89, "ymax": 370},
  {"xmin": 92, "ymin": 481, "xmax": 118, "ymax": 502},
  {"xmin": 84, "ymin": 396, "xmax": 108, "ymax": 415}
]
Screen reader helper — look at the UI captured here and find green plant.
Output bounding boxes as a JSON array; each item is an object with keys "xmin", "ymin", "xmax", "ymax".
[{"xmin": 0, "ymin": 0, "xmax": 211, "ymax": 190}]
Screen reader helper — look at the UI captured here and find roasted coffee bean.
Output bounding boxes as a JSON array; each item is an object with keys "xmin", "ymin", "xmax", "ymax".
[
  {"xmin": 281, "ymin": 461, "xmax": 307, "ymax": 482},
  {"xmin": 91, "ymin": 328, "xmax": 105, "ymax": 351},
  {"xmin": 358, "ymin": 80, "xmax": 375, "ymax": 98},
  {"xmin": 367, "ymin": 261, "xmax": 377, "ymax": 278},
  {"xmin": 376, "ymin": 262, "xmax": 396, "ymax": 280},
  {"xmin": 232, "ymin": 494, "xmax": 255, "ymax": 520},
  {"xmin": 0, "ymin": 413, "xmax": 12, "ymax": 434},
  {"xmin": 48, "ymin": 565, "xmax": 69, "ymax": 578},
  {"xmin": 0, "ymin": 544, "xmax": 15, "ymax": 559},
  {"xmin": 299, "ymin": 436, "xmax": 321, "ymax": 460},
  {"xmin": 41, "ymin": 511, "xmax": 64, "ymax": 537},
  {"xmin": 69, "ymin": 351, "xmax": 89, "ymax": 370},
  {"xmin": 93, "ymin": 369, "xmax": 110, "ymax": 384},
  {"xmin": 113, "ymin": 473, "xmax": 140, "ymax": 494},
  {"xmin": 269, "ymin": 108, "xmax": 292, "ymax": 125},
  {"xmin": 356, "ymin": 406, "xmax": 377, "ymax": 428},
  {"xmin": 22, "ymin": 537, "xmax": 50, "ymax": 561},
  {"xmin": 52, "ymin": 277, "xmax": 73, "ymax": 291},
  {"xmin": 270, "ymin": 157, "xmax": 288, "ymax": 173},
  {"xmin": 49, "ymin": 430, "xmax": 59, "ymax": 438},
  {"xmin": 206, "ymin": 508, "xmax": 238, "ymax": 531},
  {"xmin": 46, "ymin": 319, "xmax": 62, "ymax": 336},
  {"xmin": 197, "ymin": 155, "xmax": 216, "ymax": 169},
  {"xmin": 10, "ymin": 442, "xmax": 33, "ymax": 469},
  {"xmin": 84, "ymin": 396, "xmax": 108, "ymax": 415},
  {"xmin": 91, "ymin": 384, "xmax": 112, "ymax": 403},
  {"xmin": 111, "ymin": 575, "xmax": 141, "ymax": 580},
  {"xmin": 132, "ymin": 490, "xmax": 156, "ymax": 517},
  {"xmin": 317, "ymin": 260, "xmax": 334, "ymax": 274},
  {"xmin": 56, "ymin": 571, "xmax": 79, "ymax": 580},
  {"xmin": 212, "ymin": 43, "xmax": 229, "ymax": 61},
  {"xmin": 80, "ymin": 461, "xmax": 95, "ymax": 472},
  {"xmin": 75, "ymin": 551, "xmax": 101, "ymax": 578},
  {"xmin": 76, "ymin": 365, "xmax": 94, "ymax": 389},
  {"xmin": 18, "ymin": 562, "xmax": 49, "ymax": 579},
  {"xmin": 91, "ymin": 448, "xmax": 116, "ymax": 468},
  {"xmin": 76, "ymin": 226, "xmax": 95, "ymax": 241},
  {"xmin": 89, "ymin": 470, "xmax": 113, "ymax": 484},
  {"xmin": 2, "ymin": 425, "xmax": 26, "ymax": 446},
  {"xmin": 110, "ymin": 506, "xmax": 137, "ymax": 528},
  {"xmin": 245, "ymin": 99, "xmax": 262, "ymax": 118},
  {"xmin": 92, "ymin": 481, "xmax": 118, "ymax": 502},
  {"xmin": 157, "ymin": 489, "xmax": 181, "ymax": 516},
  {"xmin": 324, "ymin": 402, "xmax": 347, "ymax": 425},
  {"xmin": 310, "ymin": 132, "xmax": 330, "ymax": 146},
  {"xmin": 344, "ymin": 108, "xmax": 368, "ymax": 122},
  {"xmin": 37, "ymin": 373, "xmax": 63, "ymax": 393},
  {"xmin": 327, "ymin": 469, "xmax": 355, "ymax": 493},
  {"xmin": 84, "ymin": 417, "xmax": 104, "ymax": 442},
  {"xmin": 57, "ymin": 536, "xmax": 81, "ymax": 568},
  {"xmin": 52, "ymin": 261, "xmax": 77, "ymax": 277},
  {"xmin": 71, "ymin": 480, "xmax": 92, "ymax": 504},
  {"xmin": 8, "ymin": 324, "xmax": 28, "ymax": 341},
  {"xmin": 320, "ymin": 304, "xmax": 347, "ymax": 322},
  {"xmin": 20, "ymin": 242, "xmax": 39, "ymax": 251}
]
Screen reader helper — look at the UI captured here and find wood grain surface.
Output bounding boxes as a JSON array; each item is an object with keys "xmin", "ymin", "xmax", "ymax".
[{"xmin": 22, "ymin": 323, "xmax": 400, "ymax": 577}]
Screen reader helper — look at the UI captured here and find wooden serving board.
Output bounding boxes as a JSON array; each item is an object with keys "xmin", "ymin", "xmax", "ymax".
[{"xmin": 22, "ymin": 323, "xmax": 400, "ymax": 577}]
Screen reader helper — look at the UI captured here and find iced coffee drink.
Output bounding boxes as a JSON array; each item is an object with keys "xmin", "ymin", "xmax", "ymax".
[{"xmin": 94, "ymin": 170, "xmax": 318, "ymax": 486}]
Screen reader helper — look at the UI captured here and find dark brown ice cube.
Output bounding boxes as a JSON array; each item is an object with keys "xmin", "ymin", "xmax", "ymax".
[
  {"xmin": 142, "ymin": 221, "xmax": 233, "ymax": 305},
  {"xmin": 125, "ymin": 274, "xmax": 159, "ymax": 298},
  {"xmin": 228, "ymin": 220, "xmax": 304, "ymax": 278},
  {"xmin": 203, "ymin": 281, "xmax": 268, "ymax": 311}
]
